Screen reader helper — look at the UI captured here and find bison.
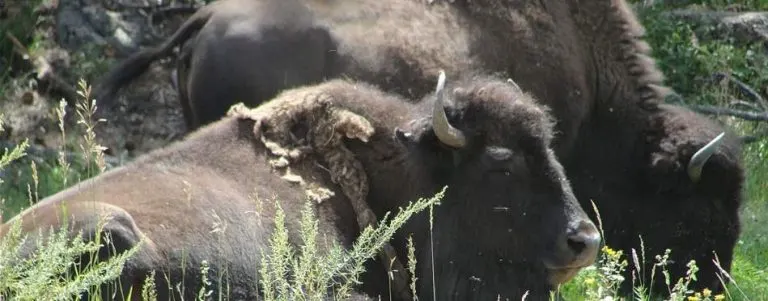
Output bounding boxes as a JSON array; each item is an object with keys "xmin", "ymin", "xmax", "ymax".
[
  {"xmin": 2, "ymin": 73, "xmax": 601, "ymax": 300},
  {"xmin": 95, "ymin": 0, "xmax": 337, "ymax": 130},
  {"xmin": 94, "ymin": 0, "xmax": 744, "ymax": 294}
]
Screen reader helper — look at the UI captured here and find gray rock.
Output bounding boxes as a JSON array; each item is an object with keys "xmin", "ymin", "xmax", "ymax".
[{"xmin": 55, "ymin": 0, "xmax": 186, "ymax": 56}]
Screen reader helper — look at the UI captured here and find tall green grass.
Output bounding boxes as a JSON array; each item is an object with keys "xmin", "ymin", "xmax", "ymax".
[{"xmin": 555, "ymin": 1, "xmax": 768, "ymax": 300}]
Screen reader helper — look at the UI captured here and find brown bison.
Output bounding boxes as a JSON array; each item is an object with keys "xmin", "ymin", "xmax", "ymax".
[
  {"xmin": 2, "ymin": 74, "xmax": 601, "ymax": 300},
  {"xmin": 95, "ymin": 0, "xmax": 337, "ymax": 130},
  {"xmin": 94, "ymin": 0, "xmax": 744, "ymax": 294}
]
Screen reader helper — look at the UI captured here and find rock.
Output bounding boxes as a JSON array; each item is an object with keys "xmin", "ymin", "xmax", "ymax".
[
  {"xmin": 659, "ymin": 9, "xmax": 768, "ymax": 48},
  {"xmin": 92, "ymin": 63, "xmax": 187, "ymax": 159},
  {"xmin": 0, "ymin": 0, "xmax": 194, "ymax": 164},
  {"xmin": 0, "ymin": 84, "xmax": 56, "ymax": 145},
  {"xmin": 55, "ymin": 0, "xmax": 193, "ymax": 56},
  {"xmin": 57, "ymin": 0, "xmax": 143, "ymax": 55}
]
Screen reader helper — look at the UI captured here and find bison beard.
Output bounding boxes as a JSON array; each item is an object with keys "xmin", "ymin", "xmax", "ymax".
[
  {"xmin": 93, "ymin": 0, "xmax": 745, "ymax": 295},
  {"xmin": 1, "ymin": 74, "xmax": 601, "ymax": 300}
]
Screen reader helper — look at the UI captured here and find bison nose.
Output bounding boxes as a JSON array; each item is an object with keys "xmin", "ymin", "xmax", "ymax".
[{"xmin": 564, "ymin": 219, "xmax": 601, "ymax": 266}]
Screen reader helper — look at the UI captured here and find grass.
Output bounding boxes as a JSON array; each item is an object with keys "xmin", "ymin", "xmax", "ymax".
[
  {"xmin": 1, "ymin": 0, "xmax": 768, "ymax": 300},
  {"xmin": 553, "ymin": 1, "xmax": 768, "ymax": 300},
  {"xmin": 0, "ymin": 81, "xmax": 141, "ymax": 300},
  {"xmin": 647, "ymin": 1, "xmax": 768, "ymax": 299}
]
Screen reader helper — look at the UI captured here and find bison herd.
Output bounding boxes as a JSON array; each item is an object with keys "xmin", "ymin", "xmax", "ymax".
[{"xmin": 0, "ymin": 0, "xmax": 745, "ymax": 300}]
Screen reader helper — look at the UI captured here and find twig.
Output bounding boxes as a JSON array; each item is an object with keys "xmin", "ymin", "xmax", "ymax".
[
  {"xmin": 712, "ymin": 72, "xmax": 768, "ymax": 111},
  {"xmin": 728, "ymin": 100, "xmax": 763, "ymax": 112},
  {"xmin": 687, "ymin": 105, "xmax": 768, "ymax": 121},
  {"xmin": 4, "ymin": 32, "xmax": 80, "ymax": 105},
  {"xmin": 101, "ymin": 0, "xmax": 168, "ymax": 11}
]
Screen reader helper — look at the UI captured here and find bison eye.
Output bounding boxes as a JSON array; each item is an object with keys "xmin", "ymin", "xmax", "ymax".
[
  {"xmin": 488, "ymin": 168, "xmax": 512, "ymax": 176},
  {"xmin": 394, "ymin": 128, "xmax": 413, "ymax": 142}
]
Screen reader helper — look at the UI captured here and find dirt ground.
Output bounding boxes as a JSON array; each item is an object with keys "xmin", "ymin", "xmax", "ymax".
[{"xmin": 1, "ymin": 0, "xmax": 201, "ymax": 164}]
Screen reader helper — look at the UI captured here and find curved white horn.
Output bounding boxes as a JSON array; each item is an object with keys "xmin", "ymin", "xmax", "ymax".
[
  {"xmin": 687, "ymin": 132, "xmax": 726, "ymax": 182},
  {"xmin": 432, "ymin": 70, "xmax": 467, "ymax": 148},
  {"xmin": 507, "ymin": 78, "xmax": 521, "ymax": 91}
]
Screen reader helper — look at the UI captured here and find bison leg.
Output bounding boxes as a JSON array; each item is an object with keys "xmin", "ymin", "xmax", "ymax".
[
  {"xmin": 7, "ymin": 202, "xmax": 164, "ymax": 301},
  {"xmin": 74, "ymin": 204, "xmax": 165, "ymax": 300}
]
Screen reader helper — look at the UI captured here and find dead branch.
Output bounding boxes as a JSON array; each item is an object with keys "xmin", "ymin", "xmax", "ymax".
[
  {"xmin": 101, "ymin": 0, "xmax": 169, "ymax": 11},
  {"xmin": 728, "ymin": 100, "xmax": 763, "ymax": 112},
  {"xmin": 4, "ymin": 32, "xmax": 80, "ymax": 105},
  {"xmin": 712, "ymin": 72, "xmax": 768, "ymax": 111},
  {"xmin": 688, "ymin": 104, "xmax": 768, "ymax": 121}
]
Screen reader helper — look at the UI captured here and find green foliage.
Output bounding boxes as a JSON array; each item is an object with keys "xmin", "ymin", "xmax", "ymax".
[
  {"xmin": 0, "ymin": 81, "xmax": 141, "ymax": 300},
  {"xmin": 2, "ymin": 0, "xmax": 768, "ymax": 300},
  {"xmin": 636, "ymin": 3, "xmax": 768, "ymax": 298},
  {"xmin": 0, "ymin": 217, "xmax": 141, "ymax": 300},
  {"xmin": 646, "ymin": 0, "xmax": 768, "ymax": 10},
  {"xmin": 258, "ymin": 188, "xmax": 445, "ymax": 300},
  {"xmin": 557, "ymin": 1, "xmax": 768, "ymax": 300},
  {"xmin": 0, "ymin": 76, "xmax": 447, "ymax": 300},
  {"xmin": 0, "ymin": 89, "xmax": 104, "ymax": 220},
  {"xmin": 726, "ymin": 138, "xmax": 768, "ymax": 300},
  {"xmin": 0, "ymin": 155, "xmax": 91, "ymax": 221},
  {"xmin": 0, "ymin": 0, "xmax": 46, "ymax": 95},
  {"xmin": 0, "ymin": 1, "xmax": 44, "ymax": 57},
  {"xmin": 638, "ymin": 7, "xmax": 768, "ymax": 106},
  {"xmin": 0, "ymin": 117, "xmax": 28, "ymax": 174}
]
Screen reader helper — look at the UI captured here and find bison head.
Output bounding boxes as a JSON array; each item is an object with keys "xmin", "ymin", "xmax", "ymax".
[{"xmin": 393, "ymin": 72, "xmax": 601, "ymax": 298}]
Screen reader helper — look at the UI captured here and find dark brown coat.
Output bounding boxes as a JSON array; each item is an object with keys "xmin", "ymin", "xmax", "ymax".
[
  {"xmin": 95, "ymin": 0, "xmax": 337, "ymax": 130},
  {"xmin": 95, "ymin": 0, "xmax": 744, "ymax": 293},
  {"xmin": 2, "ymin": 75, "xmax": 600, "ymax": 300}
]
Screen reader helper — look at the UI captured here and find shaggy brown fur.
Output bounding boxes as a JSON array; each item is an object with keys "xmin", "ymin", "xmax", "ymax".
[
  {"xmin": 227, "ymin": 96, "xmax": 413, "ymax": 298},
  {"xmin": 1, "ymin": 75, "xmax": 601, "ymax": 300},
  {"xmin": 94, "ymin": 0, "xmax": 744, "ymax": 293},
  {"xmin": 293, "ymin": 0, "xmax": 746, "ymax": 293}
]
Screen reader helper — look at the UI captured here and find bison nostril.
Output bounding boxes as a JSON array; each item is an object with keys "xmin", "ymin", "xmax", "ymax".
[
  {"xmin": 565, "ymin": 220, "xmax": 601, "ymax": 262},
  {"xmin": 567, "ymin": 236, "xmax": 587, "ymax": 255}
]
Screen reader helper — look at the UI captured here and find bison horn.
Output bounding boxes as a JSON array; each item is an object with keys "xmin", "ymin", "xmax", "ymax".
[
  {"xmin": 432, "ymin": 70, "xmax": 467, "ymax": 148},
  {"xmin": 687, "ymin": 132, "xmax": 726, "ymax": 183},
  {"xmin": 507, "ymin": 78, "xmax": 521, "ymax": 91}
]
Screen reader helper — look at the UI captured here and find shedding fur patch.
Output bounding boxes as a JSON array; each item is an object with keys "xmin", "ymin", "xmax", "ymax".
[
  {"xmin": 226, "ymin": 90, "xmax": 375, "ymax": 206},
  {"xmin": 226, "ymin": 90, "xmax": 413, "ymax": 299}
]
